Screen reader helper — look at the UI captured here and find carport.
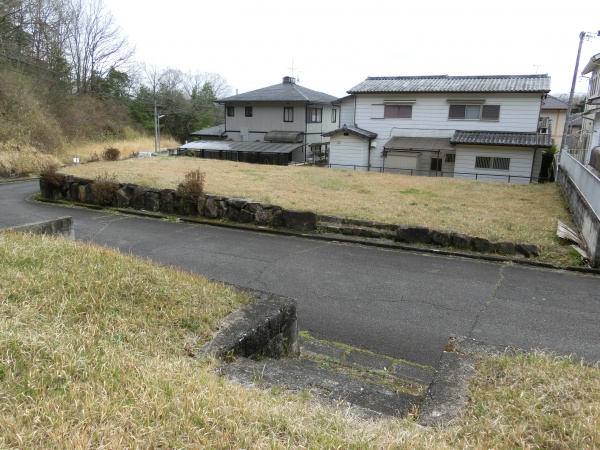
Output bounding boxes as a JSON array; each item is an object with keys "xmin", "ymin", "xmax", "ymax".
[{"xmin": 176, "ymin": 140, "xmax": 305, "ymax": 165}]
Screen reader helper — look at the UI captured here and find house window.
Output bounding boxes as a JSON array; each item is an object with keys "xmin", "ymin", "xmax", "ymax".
[
  {"xmin": 449, "ymin": 104, "xmax": 500, "ymax": 121},
  {"xmin": 331, "ymin": 109, "xmax": 337, "ymax": 123},
  {"xmin": 445, "ymin": 153, "xmax": 456, "ymax": 163},
  {"xmin": 430, "ymin": 157, "xmax": 442, "ymax": 171},
  {"xmin": 307, "ymin": 108, "xmax": 322, "ymax": 123},
  {"xmin": 384, "ymin": 105, "xmax": 412, "ymax": 119},
  {"xmin": 226, "ymin": 107, "xmax": 234, "ymax": 117},
  {"xmin": 475, "ymin": 156, "xmax": 510, "ymax": 171},
  {"xmin": 284, "ymin": 107, "xmax": 293, "ymax": 122},
  {"xmin": 245, "ymin": 107, "xmax": 253, "ymax": 117}
]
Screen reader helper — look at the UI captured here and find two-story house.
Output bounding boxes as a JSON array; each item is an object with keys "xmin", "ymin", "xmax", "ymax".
[
  {"xmin": 324, "ymin": 75, "xmax": 552, "ymax": 183},
  {"xmin": 580, "ymin": 53, "xmax": 600, "ymax": 168},
  {"xmin": 186, "ymin": 76, "xmax": 339, "ymax": 164}
]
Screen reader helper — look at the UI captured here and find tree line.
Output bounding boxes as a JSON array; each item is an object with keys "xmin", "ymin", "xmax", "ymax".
[{"xmin": 0, "ymin": 0, "xmax": 229, "ymax": 151}]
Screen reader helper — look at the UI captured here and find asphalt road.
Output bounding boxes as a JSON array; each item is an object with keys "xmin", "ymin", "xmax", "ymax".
[{"xmin": 2, "ymin": 180, "xmax": 599, "ymax": 367}]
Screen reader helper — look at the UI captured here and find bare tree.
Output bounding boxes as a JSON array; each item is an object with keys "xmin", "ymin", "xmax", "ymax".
[{"xmin": 65, "ymin": 0, "xmax": 133, "ymax": 94}]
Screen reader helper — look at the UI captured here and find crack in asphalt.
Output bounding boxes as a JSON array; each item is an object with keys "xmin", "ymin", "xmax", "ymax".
[{"xmin": 468, "ymin": 264, "xmax": 506, "ymax": 338}]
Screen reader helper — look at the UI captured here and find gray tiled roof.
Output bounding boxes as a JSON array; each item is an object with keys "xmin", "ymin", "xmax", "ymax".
[
  {"xmin": 216, "ymin": 80, "xmax": 337, "ymax": 105},
  {"xmin": 541, "ymin": 95, "xmax": 571, "ymax": 110},
  {"xmin": 190, "ymin": 124, "xmax": 226, "ymax": 136},
  {"xmin": 451, "ymin": 131, "xmax": 552, "ymax": 147},
  {"xmin": 348, "ymin": 75, "xmax": 551, "ymax": 94},
  {"xmin": 322, "ymin": 125, "xmax": 377, "ymax": 139}
]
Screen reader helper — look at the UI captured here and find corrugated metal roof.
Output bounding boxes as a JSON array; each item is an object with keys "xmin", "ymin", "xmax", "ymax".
[
  {"xmin": 216, "ymin": 79, "xmax": 337, "ymax": 104},
  {"xmin": 348, "ymin": 75, "xmax": 551, "ymax": 94},
  {"xmin": 384, "ymin": 137, "xmax": 454, "ymax": 151},
  {"xmin": 322, "ymin": 125, "xmax": 377, "ymax": 139},
  {"xmin": 264, "ymin": 131, "xmax": 304, "ymax": 143},
  {"xmin": 178, "ymin": 140, "xmax": 303, "ymax": 154},
  {"xmin": 451, "ymin": 131, "xmax": 552, "ymax": 147}
]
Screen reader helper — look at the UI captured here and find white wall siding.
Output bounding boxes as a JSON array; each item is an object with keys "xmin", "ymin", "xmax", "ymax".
[
  {"xmin": 339, "ymin": 97, "xmax": 355, "ymax": 128},
  {"xmin": 353, "ymin": 93, "xmax": 543, "ymax": 139},
  {"xmin": 454, "ymin": 146, "xmax": 535, "ymax": 183},
  {"xmin": 329, "ymin": 134, "xmax": 369, "ymax": 170}
]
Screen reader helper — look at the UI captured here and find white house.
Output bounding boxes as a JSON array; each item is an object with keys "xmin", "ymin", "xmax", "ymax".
[
  {"xmin": 324, "ymin": 75, "xmax": 552, "ymax": 183},
  {"xmin": 201, "ymin": 76, "xmax": 339, "ymax": 164},
  {"xmin": 579, "ymin": 53, "xmax": 600, "ymax": 166}
]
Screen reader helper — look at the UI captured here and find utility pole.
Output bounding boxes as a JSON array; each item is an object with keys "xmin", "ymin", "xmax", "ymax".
[{"xmin": 559, "ymin": 31, "xmax": 598, "ymax": 163}]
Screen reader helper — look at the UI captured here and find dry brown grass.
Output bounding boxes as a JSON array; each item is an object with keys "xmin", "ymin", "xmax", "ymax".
[
  {"xmin": 61, "ymin": 156, "xmax": 576, "ymax": 264},
  {"xmin": 1, "ymin": 232, "xmax": 598, "ymax": 449},
  {"xmin": 59, "ymin": 136, "xmax": 180, "ymax": 165},
  {"xmin": 0, "ymin": 140, "xmax": 61, "ymax": 177}
]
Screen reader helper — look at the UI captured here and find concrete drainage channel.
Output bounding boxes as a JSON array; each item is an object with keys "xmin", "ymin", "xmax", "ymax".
[{"xmin": 197, "ymin": 288, "xmax": 483, "ymax": 425}]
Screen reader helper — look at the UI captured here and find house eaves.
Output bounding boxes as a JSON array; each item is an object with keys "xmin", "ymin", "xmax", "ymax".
[
  {"xmin": 451, "ymin": 130, "xmax": 552, "ymax": 148},
  {"xmin": 322, "ymin": 125, "xmax": 377, "ymax": 139},
  {"xmin": 347, "ymin": 75, "xmax": 551, "ymax": 94},
  {"xmin": 582, "ymin": 53, "xmax": 600, "ymax": 75}
]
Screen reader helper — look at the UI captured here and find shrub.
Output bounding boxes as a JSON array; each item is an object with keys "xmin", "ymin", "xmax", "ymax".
[
  {"xmin": 40, "ymin": 164, "xmax": 64, "ymax": 187},
  {"xmin": 103, "ymin": 147, "xmax": 120, "ymax": 161},
  {"xmin": 177, "ymin": 170, "xmax": 205, "ymax": 203},
  {"xmin": 87, "ymin": 152, "xmax": 101, "ymax": 163},
  {"xmin": 91, "ymin": 171, "xmax": 120, "ymax": 205}
]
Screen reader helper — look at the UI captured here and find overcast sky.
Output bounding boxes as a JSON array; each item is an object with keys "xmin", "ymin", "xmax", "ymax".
[{"xmin": 102, "ymin": 0, "xmax": 600, "ymax": 99}]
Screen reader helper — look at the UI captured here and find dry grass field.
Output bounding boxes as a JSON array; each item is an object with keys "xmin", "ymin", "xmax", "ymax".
[
  {"xmin": 1, "ymin": 232, "xmax": 598, "ymax": 448},
  {"xmin": 61, "ymin": 156, "xmax": 578, "ymax": 265}
]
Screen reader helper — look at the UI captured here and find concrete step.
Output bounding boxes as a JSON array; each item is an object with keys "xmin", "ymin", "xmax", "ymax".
[{"xmin": 218, "ymin": 334, "xmax": 436, "ymax": 418}]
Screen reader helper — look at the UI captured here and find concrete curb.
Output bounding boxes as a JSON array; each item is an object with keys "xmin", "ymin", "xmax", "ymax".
[
  {"xmin": 418, "ymin": 336, "xmax": 510, "ymax": 427},
  {"xmin": 1, "ymin": 216, "xmax": 75, "ymax": 240}
]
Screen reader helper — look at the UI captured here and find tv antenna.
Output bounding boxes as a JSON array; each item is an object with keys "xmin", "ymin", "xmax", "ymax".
[{"xmin": 289, "ymin": 59, "xmax": 300, "ymax": 82}]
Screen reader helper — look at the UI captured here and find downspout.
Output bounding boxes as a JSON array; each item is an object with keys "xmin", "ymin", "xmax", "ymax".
[
  {"xmin": 367, "ymin": 138, "xmax": 372, "ymax": 171},
  {"xmin": 530, "ymin": 147, "xmax": 538, "ymax": 182}
]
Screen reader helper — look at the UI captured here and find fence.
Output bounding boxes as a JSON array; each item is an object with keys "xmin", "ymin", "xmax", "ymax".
[{"xmin": 309, "ymin": 163, "xmax": 547, "ymax": 184}]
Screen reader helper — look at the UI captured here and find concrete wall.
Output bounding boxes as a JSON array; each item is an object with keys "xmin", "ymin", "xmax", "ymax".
[
  {"xmin": 2, "ymin": 216, "xmax": 74, "ymax": 240},
  {"xmin": 557, "ymin": 151, "xmax": 600, "ymax": 266}
]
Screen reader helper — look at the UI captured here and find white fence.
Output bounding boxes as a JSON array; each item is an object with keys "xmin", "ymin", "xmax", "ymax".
[{"xmin": 560, "ymin": 150, "xmax": 600, "ymax": 219}]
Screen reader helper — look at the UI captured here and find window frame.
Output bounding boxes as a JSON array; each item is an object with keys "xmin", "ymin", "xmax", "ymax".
[
  {"xmin": 245, "ymin": 107, "xmax": 253, "ymax": 117},
  {"xmin": 384, "ymin": 104, "xmax": 412, "ymax": 119},
  {"xmin": 307, "ymin": 107, "xmax": 322, "ymax": 123},
  {"xmin": 331, "ymin": 108, "xmax": 337, "ymax": 123},
  {"xmin": 430, "ymin": 157, "xmax": 442, "ymax": 171},
  {"xmin": 283, "ymin": 107, "xmax": 294, "ymax": 122},
  {"xmin": 475, "ymin": 156, "xmax": 510, "ymax": 171},
  {"xmin": 448, "ymin": 104, "xmax": 500, "ymax": 121},
  {"xmin": 226, "ymin": 106, "xmax": 234, "ymax": 117}
]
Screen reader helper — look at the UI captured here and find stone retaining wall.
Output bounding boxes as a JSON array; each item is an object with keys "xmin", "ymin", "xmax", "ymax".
[{"xmin": 39, "ymin": 175, "xmax": 541, "ymax": 258}]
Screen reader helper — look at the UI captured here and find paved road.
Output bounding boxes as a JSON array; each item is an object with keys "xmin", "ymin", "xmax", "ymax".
[{"xmin": 2, "ymin": 180, "xmax": 599, "ymax": 367}]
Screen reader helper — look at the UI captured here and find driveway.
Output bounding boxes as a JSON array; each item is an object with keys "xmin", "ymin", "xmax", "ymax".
[{"xmin": 2, "ymin": 180, "xmax": 599, "ymax": 366}]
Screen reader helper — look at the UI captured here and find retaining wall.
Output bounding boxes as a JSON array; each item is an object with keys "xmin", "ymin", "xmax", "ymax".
[
  {"xmin": 2, "ymin": 216, "xmax": 74, "ymax": 240},
  {"xmin": 39, "ymin": 175, "xmax": 541, "ymax": 259}
]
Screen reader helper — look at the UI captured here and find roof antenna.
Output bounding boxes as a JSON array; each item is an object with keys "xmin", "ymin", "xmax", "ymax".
[
  {"xmin": 289, "ymin": 59, "xmax": 300, "ymax": 83},
  {"xmin": 533, "ymin": 64, "xmax": 543, "ymax": 74}
]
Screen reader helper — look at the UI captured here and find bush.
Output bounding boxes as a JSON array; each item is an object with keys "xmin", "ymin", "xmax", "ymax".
[
  {"xmin": 177, "ymin": 170, "xmax": 205, "ymax": 203},
  {"xmin": 103, "ymin": 147, "xmax": 120, "ymax": 161},
  {"xmin": 91, "ymin": 171, "xmax": 120, "ymax": 205},
  {"xmin": 40, "ymin": 164, "xmax": 64, "ymax": 187}
]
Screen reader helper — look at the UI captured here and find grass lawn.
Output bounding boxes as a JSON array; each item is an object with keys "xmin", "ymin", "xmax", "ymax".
[
  {"xmin": 61, "ymin": 156, "xmax": 578, "ymax": 266},
  {"xmin": 1, "ymin": 232, "xmax": 598, "ymax": 448}
]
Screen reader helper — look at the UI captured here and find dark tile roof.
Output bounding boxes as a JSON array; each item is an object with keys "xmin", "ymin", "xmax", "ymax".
[
  {"xmin": 348, "ymin": 75, "xmax": 551, "ymax": 94},
  {"xmin": 322, "ymin": 125, "xmax": 377, "ymax": 139},
  {"xmin": 216, "ymin": 79, "xmax": 337, "ymax": 105},
  {"xmin": 541, "ymin": 95, "xmax": 571, "ymax": 110},
  {"xmin": 451, "ymin": 130, "xmax": 552, "ymax": 147},
  {"xmin": 190, "ymin": 124, "xmax": 226, "ymax": 136}
]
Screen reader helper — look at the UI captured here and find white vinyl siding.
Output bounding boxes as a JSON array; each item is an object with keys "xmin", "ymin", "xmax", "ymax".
[
  {"xmin": 329, "ymin": 134, "xmax": 370, "ymax": 170},
  {"xmin": 353, "ymin": 93, "xmax": 542, "ymax": 138},
  {"xmin": 454, "ymin": 146, "xmax": 535, "ymax": 183}
]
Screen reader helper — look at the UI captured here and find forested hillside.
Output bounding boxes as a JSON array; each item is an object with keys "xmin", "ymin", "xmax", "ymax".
[{"xmin": 0, "ymin": 0, "xmax": 229, "ymax": 156}]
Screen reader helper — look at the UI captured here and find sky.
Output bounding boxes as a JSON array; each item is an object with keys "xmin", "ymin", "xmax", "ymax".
[{"xmin": 102, "ymin": 0, "xmax": 600, "ymax": 99}]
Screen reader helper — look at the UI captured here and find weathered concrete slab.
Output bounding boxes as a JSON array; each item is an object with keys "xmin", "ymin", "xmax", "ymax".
[
  {"xmin": 2, "ymin": 216, "xmax": 75, "ymax": 240},
  {"xmin": 197, "ymin": 291, "xmax": 299, "ymax": 360}
]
